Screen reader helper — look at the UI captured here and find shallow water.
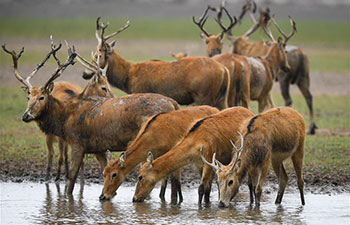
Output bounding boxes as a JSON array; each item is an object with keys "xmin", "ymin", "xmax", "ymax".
[{"xmin": 1, "ymin": 182, "xmax": 349, "ymax": 225}]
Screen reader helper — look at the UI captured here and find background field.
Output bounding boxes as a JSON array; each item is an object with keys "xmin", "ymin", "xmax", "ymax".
[{"xmin": 0, "ymin": 0, "xmax": 349, "ymax": 187}]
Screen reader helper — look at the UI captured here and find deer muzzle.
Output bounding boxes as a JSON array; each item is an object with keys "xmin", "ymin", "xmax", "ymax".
[
  {"xmin": 82, "ymin": 70, "xmax": 95, "ymax": 80},
  {"xmin": 22, "ymin": 111, "xmax": 34, "ymax": 122}
]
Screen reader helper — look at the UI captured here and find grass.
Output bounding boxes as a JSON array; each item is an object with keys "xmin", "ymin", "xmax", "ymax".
[
  {"xmin": 1, "ymin": 17, "xmax": 349, "ymax": 45},
  {"xmin": 0, "ymin": 86, "xmax": 349, "ymax": 173}
]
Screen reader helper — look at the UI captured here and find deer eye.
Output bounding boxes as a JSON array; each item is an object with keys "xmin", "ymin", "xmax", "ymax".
[
  {"xmin": 228, "ymin": 180, "xmax": 233, "ymax": 186},
  {"xmin": 138, "ymin": 176, "xmax": 143, "ymax": 181},
  {"xmin": 27, "ymin": 96, "xmax": 30, "ymax": 100},
  {"xmin": 101, "ymin": 87, "xmax": 107, "ymax": 92},
  {"xmin": 111, "ymin": 173, "xmax": 117, "ymax": 179},
  {"xmin": 39, "ymin": 96, "xmax": 45, "ymax": 101}
]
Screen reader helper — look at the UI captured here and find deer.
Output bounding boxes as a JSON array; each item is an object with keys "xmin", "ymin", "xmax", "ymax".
[
  {"xmin": 81, "ymin": 18, "xmax": 230, "ymax": 110},
  {"xmin": 43, "ymin": 39, "xmax": 116, "ymax": 182},
  {"xmin": 170, "ymin": 52, "xmax": 188, "ymax": 60},
  {"xmin": 227, "ymin": 0, "xmax": 317, "ymax": 134},
  {"xmin": 3, "ymin": 43, "xmax": 181, "ymax": 195},
  {"xmin": 132, "ymin": 107, "xmax": 254, "ymax": 204},
  {"xmin": 201, "ymin": 107, "xmax": 306, "ymax": 208},
  {"xmin": 100, "ymin": 105, "xmax": 219, "ymax": 203}
]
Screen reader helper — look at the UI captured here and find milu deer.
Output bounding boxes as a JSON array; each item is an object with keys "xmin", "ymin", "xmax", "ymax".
[
  {"xmin": 44, "ymin": 40, "xmax": 116, "ymax": 182},
  {"xmin": 82, "ymin": 18, "xmax": 230, "ymax": 110},
  {"xmin": 202, "ymin": 107, "xmax": 306, "ymax": 208},
  {"xmin": 227, "ymin": 1, "xmax": 317, "ymax": 134},
  {"xmin": 132, "ymin": 107, "xmax": 254, "ymax": 204},
  {"xmin": 100, "ymin": 105, "xmax": 219, "ymax": 203},
  {"xmin": 3, "ymin": 44, "xmax": 180, "ymax": 195}
]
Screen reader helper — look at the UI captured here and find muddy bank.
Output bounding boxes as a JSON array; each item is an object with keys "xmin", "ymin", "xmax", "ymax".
[{"xmin": 1, "ymin": 158, "xmax": 349, "ymax": 195}]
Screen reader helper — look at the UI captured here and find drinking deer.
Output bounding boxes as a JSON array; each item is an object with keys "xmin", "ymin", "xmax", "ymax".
[
  {"xmin": 202, "ymin": 107, "xmax": 306, "ymax": 208},
  {"xmin": 82, "ymin": 18, "xmax": 230, "ymax": 110},
  {"xmin": 132, "ymin": 107, "xmax": 254, "ymax": 204},
  {"xmin": 3, "ymin": 43, "xmax": 180, "ymax": 194},
  {"xmin": 100, "ymin": 105, "xmax": 219, "ymax": 203}
]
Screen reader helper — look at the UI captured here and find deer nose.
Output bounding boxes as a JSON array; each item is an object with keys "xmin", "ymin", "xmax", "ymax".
[
  {"xmin": 209, "ymin": 49, "xmax": 221, "ymax": 57},
  {"xmin": 218, "ymin": 201, "xmax": 227, "ymax": 208},
  {"xmin": 22, "ymin": 112, "xmax": 34, "ymax": 123},
  {"xmin": 99, "ymin": 194, "xmax": 107, "ymax": 201}
]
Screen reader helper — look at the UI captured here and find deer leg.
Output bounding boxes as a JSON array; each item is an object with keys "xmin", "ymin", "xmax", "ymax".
[
  {"xmin": 95, "ymin": 152, "xmax": 107, "ymax": 177},
  {"xmin": 272, "ymin": 160, "xmax": 288, "ymax": 205},
  {"xmin": 297, "ymin": 79, "xmax": 317, "ymax": 135},
  {"xmin": 255, "ymin": 163, "xmax": 270, "ymax": 209},
  {"xmin": 258, "ymin": 97, "xmax": 268, "ymax": 113},
  {"xmin": 278, "ymin": 75, "xmax": 292, "ymax": 107},
  {"xmin": 267, "ymin": 94, "xmax": 275, "ymax": 109},
  {"xmin": 170, "ymin": 169, "xmax": 183, "ymax": 204},
  {"xmin": 55, "ymin": 138, "xmax": 66, "ymax": 181},
  {"xmin": 292, "ymin": 142, "xmax": 305, "ymax": 205},
  {"xmin": 159, "ymin": 177, "xmax": 167, "ymax": 202},
  {"xmin": 45, "ymin": 135, "xmax": 55, "ymax": 181},
  {"xmin": 247, "ymin": 175, "xmax": 254, "ymax": 206},
  {"xmin": 198, "ymin": 165, "xmax": 214, "ymax": 204},
  {"xmin": 67, "ymin": 146, "xmax": 85, "ymax": 195},
  {"xmin": 63, "ymin": 140, "xmax": 69, "ymax": 180},
  {"xmin": 249, "ymin": 169, "xmax": 261, "ymax": 208}
]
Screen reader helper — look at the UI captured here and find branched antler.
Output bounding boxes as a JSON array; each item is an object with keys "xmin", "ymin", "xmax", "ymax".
[
  {"xmin": 271, "ymin": 16, "xmax": 297, "ymax": 45},
  {"xmin": 200, "ymin": 145, "xmax": 220, "ymax": 171},
  {"xmin": 43, "ymin": 36, "xmax": 76, "ymax": 90},
  {"xmin": 213, "ymin": 3, "xmax": 238, "ymax": 38},
  {"xmin": 229, "ymin": 132, "xmax": 244, "ymax": 171},
  {"xmin": 96, "ymin": 17, "xmax": 130, "ymax": 46},
  {"xmin": 192, "ymin": 5, "xmax": 212, "ymax": 37}
]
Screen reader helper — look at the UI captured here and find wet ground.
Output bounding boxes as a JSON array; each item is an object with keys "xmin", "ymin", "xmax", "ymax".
[{"xmin": 1, "ymin": 181, "xmax": 349, "ymax": 224}]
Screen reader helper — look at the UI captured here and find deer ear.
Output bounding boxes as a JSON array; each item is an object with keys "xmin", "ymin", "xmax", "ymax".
[
  {"xmin": 110, "ymin": 40, "xmax": 116, "ymax": 48},
  {"xmin": 106, "ymin": 150, "xmax": 113, "ymax": 162},
  {"xmin": 200, "ymin": 33, "xmax": 209, "ymax": 43},
  {"xmin": 119, "ymin": 152, "xmax": 126, "ymax": 167},
  {"xmin": 146, "ymin": 151, "xmax": 154, "ymax": 168}
]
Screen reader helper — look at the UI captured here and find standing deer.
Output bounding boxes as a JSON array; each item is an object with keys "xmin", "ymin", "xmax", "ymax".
[
  {"xmin": 132, "ymin": 107, "xmax": 254, "ymax": 204},
  {"xmin": 82, "ymin": 18, "xmax": 230, "ymax": 110},
  {"xmin": 44, "ymin": 40, "xmax": 116, "ymax": 181},
  {"xmin": 3, "ymin": 44, "xmax": 180, "ymax": 194},
  {"xmin": 202, "ymin": 107, "xmax": 306, "ymax": 208},
  {"xmin": 227, "ymin": 1, "xmax": 317, "ymax": 134},
  {"xmin": 100, "ymin": 105, "xmax": 219, "ymax": 203}
]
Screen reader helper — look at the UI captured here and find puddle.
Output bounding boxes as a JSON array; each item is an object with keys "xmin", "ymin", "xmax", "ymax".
[{"xmin": 1, "ymin": 182, "xmax": 349, "ymax": 224}]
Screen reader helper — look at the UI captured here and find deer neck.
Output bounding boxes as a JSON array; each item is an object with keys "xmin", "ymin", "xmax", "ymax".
[
  {"xmin": 106, "ymin": 50, "xmax": 133, "ymax": 93},
  {"xmin": 151, "ymin": 140, "xmax": 199, "ymax": 183},
  {"xmin": 264, "ymin": 45, "xmax": 281, "ymax": 79},
  {"xmin": 233, "ymin": 37, "xmax": 249, "ymax": 55},
  {"xmin": 36, "ymin": 96, "xmax": 66, "ymax": 138}
]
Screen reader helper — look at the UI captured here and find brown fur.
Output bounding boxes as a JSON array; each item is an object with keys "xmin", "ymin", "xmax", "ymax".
[
  {"xmin": 22, "ymin": 84, "xmax": 179, "ymax": 194},
  {"xmin": 132, "ymin": 107, "xmax": 254, "ymax": 204},
  {"xmin": 83, "ymin": 39, "xmax": 230, "ymax": 110},
  {"xmin": 213, "ymin": 107, "xmax": 306, "ymax": 208},
  {"xmin": 232, "ymin": 37, "xmax": 316, "ymax": 134},
  {"xmin": 100, "ymin": 105, "xmax": 219, "ymax": 202},
  {"xmin": 212, "ymin": 40, "xmax": 289, "ymax": 112}
]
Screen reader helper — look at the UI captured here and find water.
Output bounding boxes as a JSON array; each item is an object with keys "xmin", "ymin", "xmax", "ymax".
[{"xmin": 1, "ymin": 182, "xmax": 349, "ymax": 224}]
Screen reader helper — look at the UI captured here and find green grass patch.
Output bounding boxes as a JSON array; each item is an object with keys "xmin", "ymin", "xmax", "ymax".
[{"xmin": 1, "ymin": 17, "xmax": 349, "ymax": 46}]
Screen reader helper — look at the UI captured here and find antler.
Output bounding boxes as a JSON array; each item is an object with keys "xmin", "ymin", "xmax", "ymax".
[
  {"xmin": 96, "ymin": 17, "xmax": 130, "ymax": 45},
  {"xmin": 66, "ymin": 40, "xmax": 98, "ymax": 72},
  {"xmin": 2, "ymin": 45, "xmax": 29, "ymax": 91},
  {"xmin": 229, "ymin": 132, "xmax": 244, "ymax": 171},
  {"xmin": 200, "ymin": 145, "xmax": 220, "ymax": 171},
  {"xmin": 237, "ymin": 0, "xmax": 257, "ymax": 23},
  {"xmin": 43, "ymin": 36, "xmax": 76, "ymax": 90},
  {"xmin": 192, "ymin": 5, "xmax": 212, "ymax": 37},
  {"xmin": 271, "ymin": 16, "xmax": 297, "ymax": 45},
  {"xmin": 213, "ymin": 3, "xmax": 238, "ymax": 39}
]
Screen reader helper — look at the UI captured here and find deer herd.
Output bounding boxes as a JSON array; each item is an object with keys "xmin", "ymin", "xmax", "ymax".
[{"xmin": 4, "ymin": 0, "xmax": 315, "ymax": 209}]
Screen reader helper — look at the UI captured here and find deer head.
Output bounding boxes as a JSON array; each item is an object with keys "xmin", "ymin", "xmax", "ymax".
[
  {"xmin": 132, "ymin": 151, "xmax": 158, "ymax": 202},
  {"xmin": 67, "ymin": 41, "xmax": 114, "ymax": 98},
  {"xmin": 82, "ymin": 18, "xmax": 130, "ymax": 79},
  {"xmin": 193, "ymin": 3, "xmax": 237, "ymax": 57},
  {"xmin": 200, "ymin": 132, "xmax": 244, "ymax": 208},
  {"xmin": 3, "ymin": 36, "xmax": 76, "ymax": 123}
]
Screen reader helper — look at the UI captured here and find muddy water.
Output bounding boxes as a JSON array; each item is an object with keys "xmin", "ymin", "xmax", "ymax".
[{"xmin": 1, "ymin": 182, "xmax": 349, "ymax": 225}]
